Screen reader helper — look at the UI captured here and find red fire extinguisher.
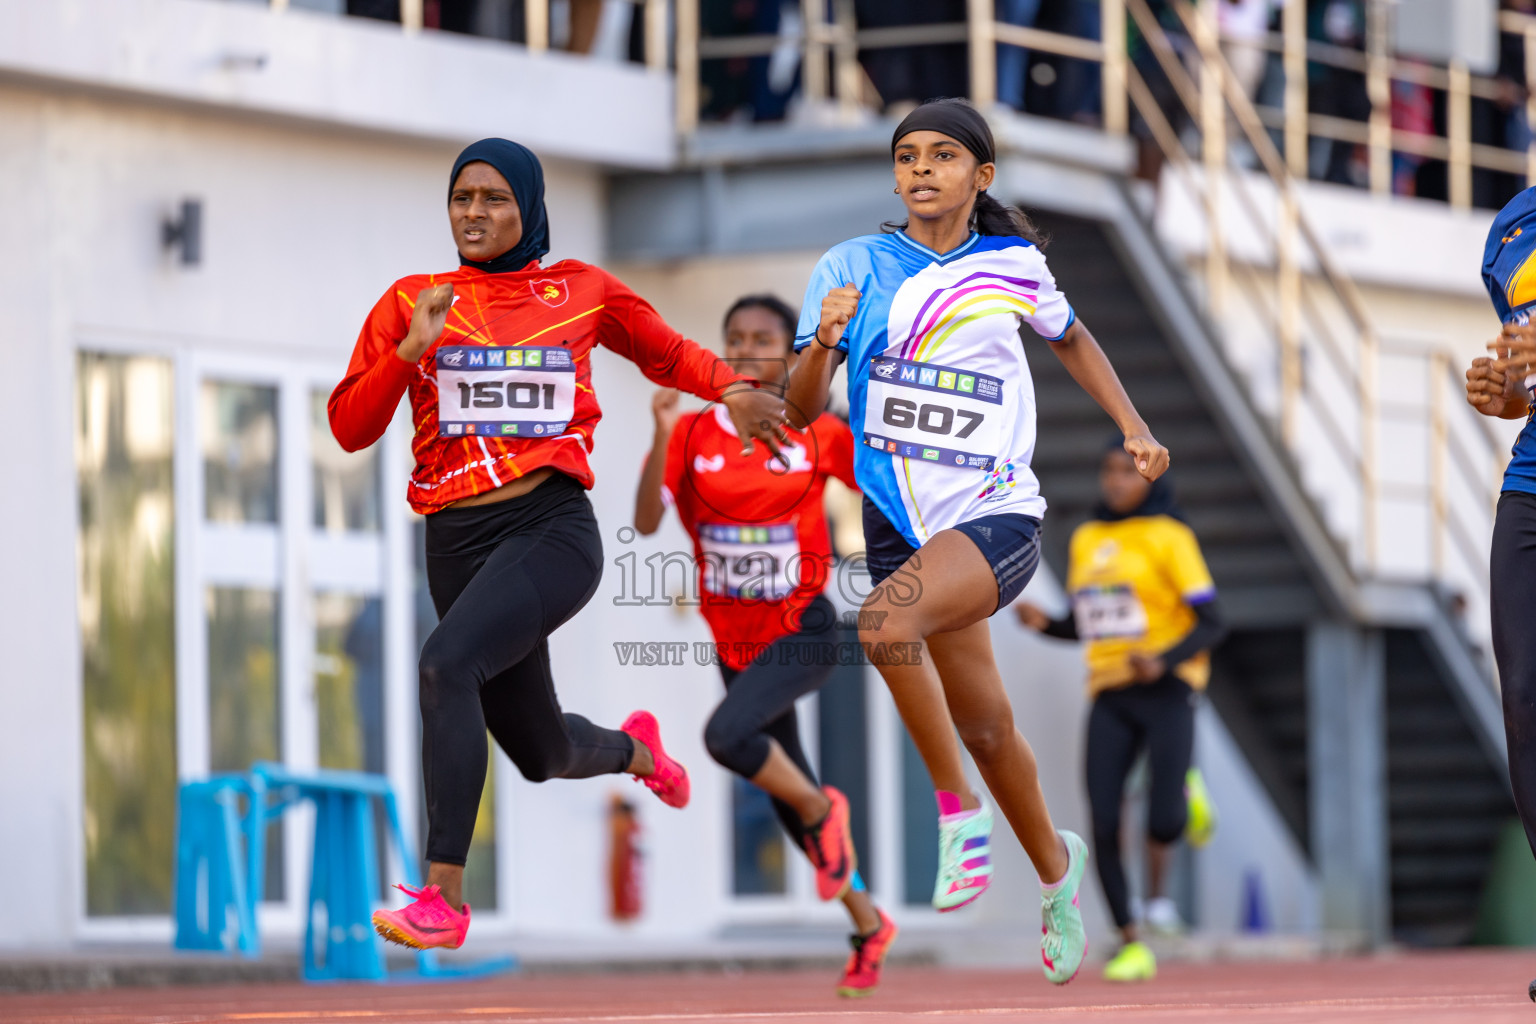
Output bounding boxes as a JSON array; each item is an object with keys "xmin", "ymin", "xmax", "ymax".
[{"xmin": 609, "ymin": 793, "xmax": 642, "ymax": 921}]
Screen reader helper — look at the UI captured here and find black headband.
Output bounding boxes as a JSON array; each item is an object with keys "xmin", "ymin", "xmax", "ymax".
[{"xmin": 891, "ymin": 100, "xmax": 995, "ymax": 164}]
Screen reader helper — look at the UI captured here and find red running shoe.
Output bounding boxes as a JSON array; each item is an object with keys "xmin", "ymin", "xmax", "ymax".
[
  {"xmin": 837, "ymin": 907, "xmax": 899, "ymax": 998},
  {"xmin": 621, "ymin": 710, "xmax": 690, "ymax": 809},
  {"xmin": 371, "ymin": 883, "xmax": 470, "ymax": 950},
  {"xmin": 803, "ymin": 786, "xmax": 856, "ymax": 901}
]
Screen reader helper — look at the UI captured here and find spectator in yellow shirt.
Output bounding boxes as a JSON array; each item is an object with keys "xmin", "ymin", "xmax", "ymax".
[{"xmin": 1017, "ymin": 439, "xmax": 1226, "ymax": 982}]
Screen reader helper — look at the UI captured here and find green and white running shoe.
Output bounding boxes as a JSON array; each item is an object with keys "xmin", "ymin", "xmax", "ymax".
[
  {"xmin": 932, "ymin": 791, "xmax": 993, "ymax": 912},
  {"xmin": 1040, "ymin": 830, "xmax": 1089, "ymax": 985}
]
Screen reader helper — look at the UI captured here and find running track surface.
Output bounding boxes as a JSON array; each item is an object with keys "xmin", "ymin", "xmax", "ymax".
[{"xmin": 6, "ymin": 951, "xmax": 1536, "ymax": 1024}]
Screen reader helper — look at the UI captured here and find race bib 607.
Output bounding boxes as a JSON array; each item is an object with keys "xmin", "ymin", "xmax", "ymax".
[{"xmin": 862, "ymin": 355, "xmax": 1004, "ymax": 471}]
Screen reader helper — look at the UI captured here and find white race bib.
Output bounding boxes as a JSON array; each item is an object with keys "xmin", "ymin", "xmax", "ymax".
[
  {"xmin": 698, "ymin": 521, "xmax": 799, "ymax": 600},
  {"xmin": 1073, "ymin": 585, "xmax": 1149, "ymax": 641},
  {"xmin": 435, "ymin": 345, "xmax": 576, "ymax": 439},
  {"xmin": 862, "ymin": 355, "xmax": 1005, "ymax": 470}
]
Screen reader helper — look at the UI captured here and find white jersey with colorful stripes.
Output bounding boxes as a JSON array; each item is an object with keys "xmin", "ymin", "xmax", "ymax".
[{"xmin": 795, "ymin": 230, "xmax": 1075, "ymax": 548}]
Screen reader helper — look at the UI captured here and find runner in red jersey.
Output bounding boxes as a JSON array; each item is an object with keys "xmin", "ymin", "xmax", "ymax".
[
  {"xmin": 633, "ymin": 295, "xmax": 898, "ymax": 998},
  {"xmin": 331, "ymin": 138, "xmax": 787, "ymax": 953}
]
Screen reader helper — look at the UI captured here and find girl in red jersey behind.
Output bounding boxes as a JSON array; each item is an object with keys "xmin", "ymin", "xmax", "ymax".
[
  {"xmin": 330, "ymin": 138, "xmax": 787, "ymax": 952},
  {"xmin": 633, "ymin": 296, "xmax": 897, "ymax": 998}
]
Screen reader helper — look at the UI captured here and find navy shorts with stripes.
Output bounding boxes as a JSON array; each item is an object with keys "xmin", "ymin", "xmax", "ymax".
[{"xmin": 860, "ymin": 497, "xmax": 1043, "ymax": 614}]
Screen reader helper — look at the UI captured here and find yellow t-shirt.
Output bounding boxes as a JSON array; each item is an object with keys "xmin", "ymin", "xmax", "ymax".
[{"xmin": 1065, "ymin": 514, "xmax": 1216, "ymax": 696}]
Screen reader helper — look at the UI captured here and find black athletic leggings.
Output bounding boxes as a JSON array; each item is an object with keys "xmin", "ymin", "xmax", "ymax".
[
  {"xmin": 1493, "ymin": 491, "xmax": 1536, "ymax": 858},
  {"xmin": 706, "ymin": 595, "xmax": 840, "ymax": 848},
  {"xmin": 420, "ymin": 474, "xmax": 633, "ymax": 866},
  {"xmin": 1085, "ymin": 674, "xmax": 1196, "ymax": 930}
]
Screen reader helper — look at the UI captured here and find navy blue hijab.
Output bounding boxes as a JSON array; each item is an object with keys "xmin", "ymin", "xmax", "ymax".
[
  {"xmin": 1093, "ymin": 435, "xmax": 1182, "ymax": 522},
  {"xmin": 449, "ymin": 138, "xmax": 550, "ymax": 274}
]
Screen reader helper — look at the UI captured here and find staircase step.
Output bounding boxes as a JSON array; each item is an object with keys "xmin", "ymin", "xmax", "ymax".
[
  {"xmin": 1390, "ymin": 817, "xmax": 1506, "ymax": 850},
  {"xmin": 1388, "ymin": 746, "xmax": 1498, "ymax": 776},
  {"xmin": 1390, "ymin": 783, "xmax": 1513, "ymax": 814},
  {"xmin": 1205, "ymin": 548, "xmax": 1310, "ymax": 584},
  {"xmin": 1390, "ymin": 853, "xmax": 1492, "ymax": 887}
]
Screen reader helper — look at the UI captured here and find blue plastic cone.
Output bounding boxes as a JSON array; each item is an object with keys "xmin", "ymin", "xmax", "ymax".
[{"xmin": 1242, "ymin": 868, "xmax": 1271, "ymax": 933}]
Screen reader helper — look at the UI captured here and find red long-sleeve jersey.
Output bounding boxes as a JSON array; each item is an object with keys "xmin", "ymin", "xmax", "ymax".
[
  {"xmin": 659, "ymin": 406, "xmax": 859, "ymax": 670},
  {"xmin": 330, "ymin": 260, "xmax": 748, "ymax": 515}
]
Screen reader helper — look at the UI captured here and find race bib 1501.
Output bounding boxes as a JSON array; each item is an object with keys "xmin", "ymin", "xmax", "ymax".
[
  {"xmin": 1072, "ymin": 584, "xmax": 1149, "ymax": 641},
  {"xmin": 435, "ymin": 345, "xmax": 576, "ymax": 439},
  {"xmin": 698, "ymin": 522, "xmax": 799, "ymax": 600},
  {"xmin": 862, "ymin": 355, "xmax": 1004, "ymax": 471}
]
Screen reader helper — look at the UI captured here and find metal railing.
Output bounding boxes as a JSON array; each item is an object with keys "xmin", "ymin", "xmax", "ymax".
[
  {"xmin": 263, "ymin": 0, "xmax": 672, "ymax": 70},
  {"xmin": 1226, "ymin": 8, "xmax": 1536, "ymax": 209}
]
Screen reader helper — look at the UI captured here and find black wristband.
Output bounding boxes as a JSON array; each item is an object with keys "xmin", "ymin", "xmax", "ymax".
[{"xmin": 814, "ymin": 326, "xmax": 840, "ymax": 350}]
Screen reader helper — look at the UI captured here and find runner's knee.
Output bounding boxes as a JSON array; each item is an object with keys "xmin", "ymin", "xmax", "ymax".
[
  {"xmin": 955, "ymin": 706, "xmax": 1017, "ymax": 766},
  {"xmin": 703, "ymin": 711, "xmax": 763, "ymax": 776},
  {"xmin": 509, "ymin": 743, "xmax": 570, "ymax": 783},
  {"xmin": 417, "ymin": 634, "xmax": 478, "ymax": 717}
]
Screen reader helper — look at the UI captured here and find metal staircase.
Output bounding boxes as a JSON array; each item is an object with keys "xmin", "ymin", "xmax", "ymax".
[{"xmin": 1028, "ymin": 208, "xmax": 1512, "ymax": 946}]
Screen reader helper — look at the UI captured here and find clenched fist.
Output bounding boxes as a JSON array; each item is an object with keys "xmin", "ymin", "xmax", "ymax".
[
  {"xmin": 398, "ymin": 283, "xmax": 455, "ymax": 363},
  {"xmin": 817, "ymin": 284, "xmax": 862, "ymax": 350}
]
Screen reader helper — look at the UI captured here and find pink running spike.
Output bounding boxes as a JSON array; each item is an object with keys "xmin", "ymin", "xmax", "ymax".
[
  {"xmin": 371, "ymin": 883, "xmax": 470, "ymax": 951},
  {"xmin": 621, "ymin": 710, "xmax": 691, "ymax": 809}
]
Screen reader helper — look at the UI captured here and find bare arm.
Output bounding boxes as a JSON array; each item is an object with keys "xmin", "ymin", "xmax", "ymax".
[
  {"xmin": 786, "ymin": 340, "xmax": 845, "ymax": 428},
  {"xmin": 785, "ymin": 284, "xmax": 859, "ymax": 429},
  {"xmin": 1049, "ymin": 319, "xmax": 1170, "ymax": 479},
  {"xmin": 633, "ymin": 389, "xmax": 680, "ymax": 536}
]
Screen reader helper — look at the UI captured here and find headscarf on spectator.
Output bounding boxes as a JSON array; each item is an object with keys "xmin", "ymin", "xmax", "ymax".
[{"xmin": 1093, "ymin": 435, "xmax": 1182, "ymax": 522}]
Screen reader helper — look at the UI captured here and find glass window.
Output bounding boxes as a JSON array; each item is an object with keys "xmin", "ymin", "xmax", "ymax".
[
  {"xmin": 311, "ymin": 390, "xmax": 381, "ymax": 533},
  {"xmin": 207, "ymin": 586, "xmax": 283, "ymax": 898},
  {"xmin": 315, "ymin": 591, "xmax": 389, "ymax": 896},
  {"xmin": 315, "ymin": 593, "xmax": 385, "ymax": 773},
  {"xmin": 77, "ymin": 352, "xmax": 178, "ymax": 916},
  {"xmin": 202, "ymin": 382, "xmax": 279, "ymax": 523},
  {"xmin": 732, "ymin": 778, "xmax": 787, "ymax": 895}
]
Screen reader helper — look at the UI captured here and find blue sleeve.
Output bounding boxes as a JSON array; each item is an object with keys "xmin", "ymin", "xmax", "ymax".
[{"xmin": 794, "ymin": 249, "xmax": 852, "ymax": 353}]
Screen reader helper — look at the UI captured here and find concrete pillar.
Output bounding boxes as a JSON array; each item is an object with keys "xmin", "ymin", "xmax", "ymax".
[{"xmin": 1307, "ymin": 621, "xmax": 1390, "ymax": 946}]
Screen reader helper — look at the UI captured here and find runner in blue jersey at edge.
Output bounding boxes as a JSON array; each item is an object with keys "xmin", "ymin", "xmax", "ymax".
[
  {"xmin": 786, "ymin": 99, "xmax": 1170, "ymax": 986},
  {"xmin": 1466, "ymin": 186, "xmax": 1536, "ymax": 1001}
]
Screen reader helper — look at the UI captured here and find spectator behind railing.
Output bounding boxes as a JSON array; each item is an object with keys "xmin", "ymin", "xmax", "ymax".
[
  {"xmin": 1488, "ymin": 0, "xmax": 1535, "ymax": 203},
  {"xmin": 344, "ymin": 0, "xmax": 620, "ymax": 55},
  {"xmin": 998, "ymin": 0, "xmax": 1044, "ymax": 113},
  {"xmin": 1129, "ymin": 0, "xmax": 1194, "ymax": 183},
  {"xmin": 854, "ymin": 0, "xmax": 969, "ymax": 113},
  {"xmin": 699, "ymin": 0, "xmax": 797, "ymax": 123},
  {"xmin": 1391, "ymin": 62, "xmax": 1435, "ymax": 196},
  {"xmin": 1052, "ymin": 0, "xmax": 1105, "ymax": 124},
  {"xmin": 1309, "ymin": 0, "xmax": 1369, "ymax": 186},
  {"xmin": 1218, "ymin": 0, "xmax": 1276, "ymax": 113}
]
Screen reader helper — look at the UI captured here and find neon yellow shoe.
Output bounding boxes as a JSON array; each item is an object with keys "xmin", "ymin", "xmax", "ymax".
[
  {"xmin": 1102, "ymin": 940, "xmax": 1156, "ymax": 982},
  {"xmin": 1184, "ymin": 767, "xmax": 1218, "ymax": 848}
]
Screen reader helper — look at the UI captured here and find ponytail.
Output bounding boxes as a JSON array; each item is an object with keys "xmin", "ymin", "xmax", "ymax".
[{"xmin": 972, "ymin": 190, "xmax": 1047, "ymax": 247}]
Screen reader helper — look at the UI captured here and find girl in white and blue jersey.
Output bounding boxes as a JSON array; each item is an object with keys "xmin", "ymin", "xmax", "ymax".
[{"xmin": 787, "ymin": 99, "xmax": 1170, "ymax": 985}]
